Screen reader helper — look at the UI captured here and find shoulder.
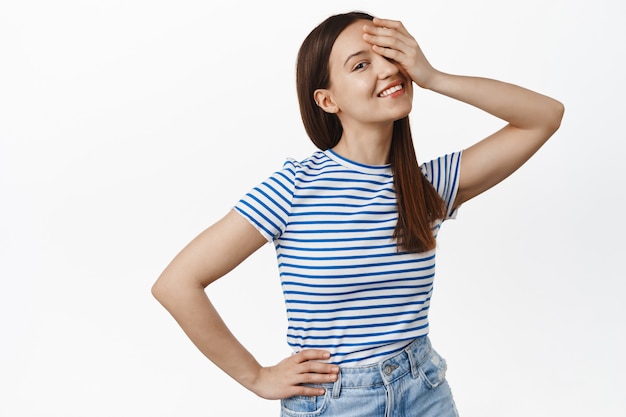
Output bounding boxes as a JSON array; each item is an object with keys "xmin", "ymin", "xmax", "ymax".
[
  {"xmin": 283, "ymin": 150, "xmax": 339, "ymax": 178},
  {"xmin": 253, "ymin": 150, "xmax": 332, "ymax": 194},
  {"xmin": 420, "ymin": 151, "xmax": 463, "ymax": 183},
  {"xmin": 420, "ymin": 151, "xmax": 463, "ymax": 217}
]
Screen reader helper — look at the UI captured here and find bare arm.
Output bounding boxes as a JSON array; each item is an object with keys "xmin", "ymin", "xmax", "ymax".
[
  {"xmin": 152, "ymin": 210, "xmax": 338, "ymax": 399},
  {"xmin": 364, "ymin": 18, "xmax": 564, "ymax": 206},
  {"xmin": 423, "ymin": 74, "xmax": 563, "ymax": 206}
]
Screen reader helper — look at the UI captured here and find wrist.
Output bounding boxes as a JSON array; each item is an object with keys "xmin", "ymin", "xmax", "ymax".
[
  {"xmin": 419, "ymin": 69, "xmax": 446, "ymax": 91},
  {"xmin": 246, "ymin": 365, "xmax": 277, "ymax": 399},
  {"xmin": 239, "ymin": 362, "xmax": 265, "ymax": 395}
]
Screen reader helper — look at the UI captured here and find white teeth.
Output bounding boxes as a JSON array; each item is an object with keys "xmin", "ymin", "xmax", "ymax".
[{"xmin": 379, "ymin": 84, "xmax": 403, "ymax": 97}]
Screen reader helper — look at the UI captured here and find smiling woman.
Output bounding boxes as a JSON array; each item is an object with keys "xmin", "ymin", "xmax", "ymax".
[
  {"xmin": 297, "ymin": 12, "xmax": 446, "ymax": 255},
  {"xmin": 314, "ymin": 19, "xmax": 414, "ymax": 128},
  {"xmin": 152, "ymin": 10, "xmax": 563, "ymax": 417}
]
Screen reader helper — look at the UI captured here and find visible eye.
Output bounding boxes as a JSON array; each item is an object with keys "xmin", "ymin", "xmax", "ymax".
[{"xmin": 353, "ymin": 61, "xmax": 369, "ymax": 71}]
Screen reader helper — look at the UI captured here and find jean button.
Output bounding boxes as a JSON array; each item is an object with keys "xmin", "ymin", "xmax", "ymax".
[{"xmin": 384, "ymin": 364, "xmax": 397, "ymax": 375}]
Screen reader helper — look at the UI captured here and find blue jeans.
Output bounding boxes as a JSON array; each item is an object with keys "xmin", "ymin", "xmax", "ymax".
[{"xmin": 280, "ymin": 337, "xmax": 459, "ymax": 417}]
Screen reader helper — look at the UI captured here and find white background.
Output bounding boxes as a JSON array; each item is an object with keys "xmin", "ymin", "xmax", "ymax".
[{"xmin": 1, "ymin": 0, "xmax": 624, "ymax": 416}]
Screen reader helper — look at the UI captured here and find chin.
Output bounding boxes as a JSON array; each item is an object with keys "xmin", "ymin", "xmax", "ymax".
[{"xmin": 391, "ymin": 105, "xmax": 412, "ymax": 121}]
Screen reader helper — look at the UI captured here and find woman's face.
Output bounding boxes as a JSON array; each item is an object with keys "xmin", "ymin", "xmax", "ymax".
[{"xmin": 321, "ymin": 20, "xmax": 413, "ymax": 128}]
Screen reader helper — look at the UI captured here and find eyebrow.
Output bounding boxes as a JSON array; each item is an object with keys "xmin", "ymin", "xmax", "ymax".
[{"xmin": 343, "ymin": 50, "xmax": 367, "ymax": 67}]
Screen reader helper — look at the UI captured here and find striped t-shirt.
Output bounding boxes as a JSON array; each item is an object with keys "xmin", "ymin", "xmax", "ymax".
[{"xmin": 234, "ymin": 149, "xmax": 462, "ymax": 365}]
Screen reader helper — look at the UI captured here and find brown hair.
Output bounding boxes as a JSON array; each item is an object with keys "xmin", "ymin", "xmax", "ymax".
[{"xmin": 296, "ymin": 11, "xmax": 446, "ymax": 252}]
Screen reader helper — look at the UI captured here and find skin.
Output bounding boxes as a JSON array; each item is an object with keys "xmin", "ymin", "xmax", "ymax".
[
  {"xmin": 152, "ymin": 17, "xmax": 564, "ymax": 400},
  {"xmin": 314, "ymin": 20, "xmax": 415, "ymax": 166}
]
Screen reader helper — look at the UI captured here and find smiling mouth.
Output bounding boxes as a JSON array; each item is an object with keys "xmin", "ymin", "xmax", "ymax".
[{"xmin": 378, "ymin": 84, "xmax": 404, "ymax": 98}]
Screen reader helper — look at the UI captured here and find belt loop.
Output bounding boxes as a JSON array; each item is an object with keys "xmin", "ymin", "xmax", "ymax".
[
  {"xmin": 405, "ymin": 343, "xmax": 419, "ymax": 379},
  {"xmin": 331, "ymin": 369, "xmax": 342, "ymax": 398}
]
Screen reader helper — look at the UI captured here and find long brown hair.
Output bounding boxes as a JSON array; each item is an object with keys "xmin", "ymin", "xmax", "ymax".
[{"xmin": 296, "ymin": 11, "xmax": 446, "ymax": 252}]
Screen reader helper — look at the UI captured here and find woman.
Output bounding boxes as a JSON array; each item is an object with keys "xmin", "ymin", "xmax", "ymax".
[{"xmin": 152, "ymin": 11, "xmax": 563, "ymax": 416}]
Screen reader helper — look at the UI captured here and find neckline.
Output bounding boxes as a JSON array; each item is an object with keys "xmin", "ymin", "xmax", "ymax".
[{"xmin": 324, "ymin": 149, "xmax": 392, "ymax": 176}]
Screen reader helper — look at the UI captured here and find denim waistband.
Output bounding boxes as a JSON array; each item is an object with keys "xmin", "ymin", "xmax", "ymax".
[{"xmin": 325, "ymin": 336, "xmax": 433, "ymax": 398}]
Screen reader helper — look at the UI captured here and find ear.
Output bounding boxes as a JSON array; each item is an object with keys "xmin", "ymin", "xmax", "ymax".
[{"xmin": 313, "ymin": 89, "xmax": 339, "ymax": 114}]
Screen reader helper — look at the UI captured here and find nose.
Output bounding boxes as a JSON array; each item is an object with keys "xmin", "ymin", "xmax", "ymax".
[{"xmin": 374, "ymin": 54, "xmax": 399, "ymax": 79}]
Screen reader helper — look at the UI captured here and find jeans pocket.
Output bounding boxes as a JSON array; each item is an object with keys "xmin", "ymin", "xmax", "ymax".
[
  {"xmin": 418, "ymin": 348, "xmax": 448, "ymax": 389},
  {"xmin": 280, "ymin": 390, "xmax": 329, "ymax": 417}
]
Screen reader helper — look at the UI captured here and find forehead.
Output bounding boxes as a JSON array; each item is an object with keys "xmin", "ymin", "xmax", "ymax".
[{"xmin": 329, "ymin": 20, "xmax": 371, "ymax": 66}]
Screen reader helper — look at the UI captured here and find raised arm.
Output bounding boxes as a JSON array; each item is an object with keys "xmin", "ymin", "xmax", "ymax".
[
  {"xmin": 421, "ymin": 73, "xmax": 563, "ymax": 206},
  {"xmin": 152, "ymin": 210, "xmax": 338, "ymax": 399},
  {"xmin": 363, "ymin": 18, "xmax": 564, "ymax": 207}
]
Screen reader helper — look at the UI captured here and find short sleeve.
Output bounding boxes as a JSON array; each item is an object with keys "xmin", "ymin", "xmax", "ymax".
[
  {"xmin": 421, "ymin": 151, "xmax": 463, "ymax": 220},
  {"xmin": 233, "ymin": 159, "xmax": 298, "ymax": 242}
]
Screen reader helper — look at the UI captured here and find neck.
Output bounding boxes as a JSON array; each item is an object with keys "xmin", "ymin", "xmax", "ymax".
[{"xmin": 332, "ymin": 122, "xmax": 393, "ymax": 165}]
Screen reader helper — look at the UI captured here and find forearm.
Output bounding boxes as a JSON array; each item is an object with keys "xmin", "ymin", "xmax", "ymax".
[
  {"xmin": 152, "ymin": 282, "xmax": 262, "ymax": 392},
  {"xmin": 424, "ymin": 71, "xmax": 564, "ymax": 133},
  {"xmin": 422, "ymin": 71, "xmax": 564, "ymax": 205},
  {"xmin": 153, "ymin": 208, "xmax": 339, "ymax": 400}
]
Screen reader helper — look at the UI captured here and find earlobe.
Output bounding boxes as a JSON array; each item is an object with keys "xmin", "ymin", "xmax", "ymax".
[{"xmin": 314, "ymin": 89, "xmax": 339, "ymax": 114}]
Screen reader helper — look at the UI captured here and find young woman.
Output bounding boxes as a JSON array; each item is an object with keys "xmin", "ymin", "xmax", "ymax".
[{"xmin": 152, "ymin": 11, "xmax": 564, "ymax": 416}]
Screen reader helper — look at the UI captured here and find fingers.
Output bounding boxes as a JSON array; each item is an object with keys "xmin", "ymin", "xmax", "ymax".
[
  {"xmin": 363, "ymin": 26, "xmax": 411, "ymax": 49},
  {"xmin": 292, "ymin": 349, "xmax": 339, "ymax": 376},
  {"xmin": 290, "ymin": 349, "xmax": 339, "ymax": 388},
  {"xmin": 253, "ymin": 350, "xmax": 339, "ymax": 400},
  {"xmin": 276, "ymin": 351, "xmax": 338, "ymax": 398},
  {"xmin": 361, "ymin": 17, "xmax": 434, "ymax": 86},
  {"xmin": 362, "ymin": 35, "xmax": 405, "ymax": 63},
  {"xmin": 362, "ymin": 21, "xmax": 415, "ymax": 62},
  {"xmin": 367, "ymin": 17, "xmax": 410, "ymax": 37},
  {"xmin": 366, "ymin": 17, "xmax": 412, "ymax": 42},
  {"xmin": 372, "ymin": 17, "xmax": 405, "ymax": 32},
  {"xmin": 293, "ymin": 349, "xmax": 331, "ymax": 363},
  {"xmin": 292, "ymin": 385, "xmax": 327, "ymax": 397},
  {"xmin": 300, "ymin": 359, "xmax": 339, "ymax": 376}
]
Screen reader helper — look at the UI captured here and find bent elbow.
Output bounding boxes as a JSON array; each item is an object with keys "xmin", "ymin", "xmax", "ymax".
[
  {"xmin": 151, "ymin": 275, "xmax": 171, "ymax": 305},
  {"xmin": 546, "ymin": 99, "xmax": 565, "ymax": 134},
  {"xmin": 151, "ymin": 280, "xmax": 164, "ymax": 302}
]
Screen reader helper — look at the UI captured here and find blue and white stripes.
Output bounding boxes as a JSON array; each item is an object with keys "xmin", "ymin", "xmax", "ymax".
[{"xmin": 234, "ymin": 149, "xmax": 462, "ymax": 365}]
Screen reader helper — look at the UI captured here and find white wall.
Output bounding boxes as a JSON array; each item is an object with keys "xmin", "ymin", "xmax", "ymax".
[{"xmin": 1, "ymin": 0, "xmax": 624, "ymax": 416}]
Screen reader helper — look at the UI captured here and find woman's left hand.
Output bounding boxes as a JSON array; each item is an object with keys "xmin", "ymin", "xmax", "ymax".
[{"xmin": 362, "ymin": 17, "xmax": 439, "ymax": 89}]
